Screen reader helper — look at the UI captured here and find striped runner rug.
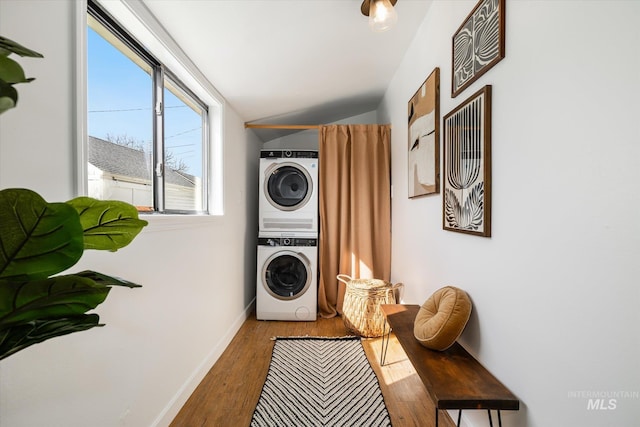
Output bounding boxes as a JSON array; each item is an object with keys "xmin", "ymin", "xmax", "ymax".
[{"xmin": 250, "ymin": 336, "xmax": 392, "ymax": 427}]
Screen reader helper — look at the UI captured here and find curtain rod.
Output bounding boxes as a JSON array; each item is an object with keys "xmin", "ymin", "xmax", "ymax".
[
  {"xmin": 244, "ymin": 123, "xmax": 320, "ymax": 130},
  {"xmin": 245, "ymin": 123, "xmax": 391, "ymax": 130}
]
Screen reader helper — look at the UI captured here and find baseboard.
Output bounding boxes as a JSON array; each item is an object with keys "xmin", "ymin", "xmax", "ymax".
[{"xmin": 151, "ymin": 298, "xmax": 256, "ymax": 427}]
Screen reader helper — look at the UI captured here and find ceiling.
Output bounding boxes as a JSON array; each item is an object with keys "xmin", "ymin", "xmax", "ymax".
[{"xmin": 142, "ymin": 0, "xmax": 432, "ymax": 141}]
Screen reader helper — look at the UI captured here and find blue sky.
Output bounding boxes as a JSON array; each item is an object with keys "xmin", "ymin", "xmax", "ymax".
[{"xmin": 87, "ymin": 27, "xmax": 203, "ymax": 177}]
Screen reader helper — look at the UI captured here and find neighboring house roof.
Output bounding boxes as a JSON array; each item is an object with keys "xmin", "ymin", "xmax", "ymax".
[{"xmin": 88, "ymin": 136, "xmax": 196, "ymax": 188}]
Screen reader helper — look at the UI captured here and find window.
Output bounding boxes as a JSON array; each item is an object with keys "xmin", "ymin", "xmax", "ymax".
[{"xmin": 87, "ymin": 0, "xmax": 209, "ymax": 214}]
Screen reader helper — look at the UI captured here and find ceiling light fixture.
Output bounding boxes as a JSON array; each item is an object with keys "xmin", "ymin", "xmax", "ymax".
[{"xmin": 361, "ymin": 0, "xmax": 398, "ymax": 33}]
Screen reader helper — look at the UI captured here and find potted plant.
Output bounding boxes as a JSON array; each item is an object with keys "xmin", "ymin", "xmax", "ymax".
[{"xmin": 0, "ymin": 36, "xmax": 148, "ymax": 360}]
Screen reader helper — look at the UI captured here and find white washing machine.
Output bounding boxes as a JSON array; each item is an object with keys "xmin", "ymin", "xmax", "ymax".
[
  {"xmin": 256, "ymin": 236, "xmax": 317, "ymax": 321},
  {"xmin": 259, "ymin": 149, "xmax": 318, "ymax": 235}
]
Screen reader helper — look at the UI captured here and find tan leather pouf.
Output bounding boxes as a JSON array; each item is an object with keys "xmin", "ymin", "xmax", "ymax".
[{"xmin": 413, "ymin": 286, "xmax": 472, "ymax": 351}]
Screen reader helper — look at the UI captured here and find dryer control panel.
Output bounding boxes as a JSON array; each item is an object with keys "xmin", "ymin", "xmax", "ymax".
[
  {"xmin": 260, "ymin": 149, "xmax": 318, "ymax": 159},
  {"xmin": 258, "ymin": 237, "xmax": 317, "ymax": 247}
]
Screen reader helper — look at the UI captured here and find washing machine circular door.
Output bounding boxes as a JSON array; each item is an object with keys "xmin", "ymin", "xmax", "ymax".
[
  {"xmin": 262, "ymin": 250, "xmax": 312, "ymax": 300},
  {"xmin": 264, "ymin": 162, "xmax": 312, "ymax": 211}
]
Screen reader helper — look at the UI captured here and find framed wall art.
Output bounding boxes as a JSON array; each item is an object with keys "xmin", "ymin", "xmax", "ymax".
[
  {"xmin": 442, "ymin": 85, "xmax": 491, "ymax": 237},
  {"xmin": 408, "ymin": 67, "xmax": 440, "ymax": 198},
  {"xmin": 451, "ymin": 0, "xmax": 505, "ymax": 98}
]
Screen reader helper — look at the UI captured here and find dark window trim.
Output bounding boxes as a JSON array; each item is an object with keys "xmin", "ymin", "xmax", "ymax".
[{"xmin": 88, "ymin": 0, "xmax": 160, "ymax": 69}]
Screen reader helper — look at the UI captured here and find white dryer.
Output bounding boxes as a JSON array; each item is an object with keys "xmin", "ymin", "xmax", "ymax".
[
  {"xmin": 256, "ymin": 236, "xmax": 317, "ymax": 321},
  {"xmin": 259, "ymin": 149, "xmax": 318, "ymax": 235}
]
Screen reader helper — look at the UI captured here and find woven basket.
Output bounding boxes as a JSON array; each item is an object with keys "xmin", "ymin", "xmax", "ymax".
[{"xmin": 338, "ymin": 274, "xmax": 403, "ymax": 338}]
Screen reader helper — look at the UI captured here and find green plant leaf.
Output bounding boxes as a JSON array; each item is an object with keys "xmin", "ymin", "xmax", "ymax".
[
  {"xmin": 0, "ymin": 36, "xmax": 44, "ymax": 58},
  {"xmin": 75, "ymin": 270, "xmax": 142, "ymax": 288},
  {"xmin": 0, "ymin": 56, "xmax": 31, "ymax": 84},
  {"xmin": 0, "ymin": 188, "xmax": 84, "ymax": 280},
  {"xmin": 0, "ymin": 79, "xmax": 18, "ymax": 114},
  {"xmin": 67, "ymin": 197, "xmax": 148, "ymax": 251},
  {"xmin": 0, "ymin": 314, "xmax": 102, "ymax": 361},
  {"xmin": 0, "ymin": 98, "xmax": 16, "ymax": 114},
  {"xmin": 0, "ymin": 275, "xmax": 110, "ymax": 329}
]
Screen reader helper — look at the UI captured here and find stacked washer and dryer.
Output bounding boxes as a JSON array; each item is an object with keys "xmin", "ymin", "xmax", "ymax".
[{"xmin": 256, "ymin": 149, "xmax": 319, "ymax": 321}]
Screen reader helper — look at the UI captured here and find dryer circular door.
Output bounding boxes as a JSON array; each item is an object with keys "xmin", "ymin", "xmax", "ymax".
[
  {"xmin": 262, "ymin": 250, "xmax": 312, "ymax": 300},
  {"xmin": 264, "ymin": 162, "xmax": 313, "ymax": 211}
]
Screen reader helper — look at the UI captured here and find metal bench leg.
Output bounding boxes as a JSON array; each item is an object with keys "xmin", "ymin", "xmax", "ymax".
[
  {"xmin": 498, "ymin": 410, "xmax": 502, "ymax": 427},
  {"xmin": 435, "ymin": 408, "xmax": 438, "ymax": 427},
  {"xmin": 380, "ymin": 320, "xmax": 391, "ymax": 366},
  {"xmin": 487, "ymin": 409, "xmax": 493, "ymax": 427}
]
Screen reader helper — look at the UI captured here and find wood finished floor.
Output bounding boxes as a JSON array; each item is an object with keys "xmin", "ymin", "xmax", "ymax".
[{"xmin": 170, "ymin": 312, "xmax": 454, "ymax": 427}]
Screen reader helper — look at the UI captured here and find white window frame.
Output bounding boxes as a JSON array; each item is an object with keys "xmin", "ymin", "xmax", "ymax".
[{"xmin": 74, "ymin": 0, "xmax": 224, "ymax": 216}]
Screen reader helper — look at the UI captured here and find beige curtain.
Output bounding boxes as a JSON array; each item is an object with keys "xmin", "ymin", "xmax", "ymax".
[{"xmin": 318, "ymin": 124, "xmax": 391, "ymax": 318}]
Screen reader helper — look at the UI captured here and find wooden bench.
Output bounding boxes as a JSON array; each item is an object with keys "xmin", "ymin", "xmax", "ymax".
[{"xmin": 380, "ymin": 304, "xmax": 519, "ymax": 427}]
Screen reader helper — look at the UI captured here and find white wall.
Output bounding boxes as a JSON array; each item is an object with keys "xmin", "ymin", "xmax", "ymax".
[
  {"xmin": 379, "ymin": 1, "xmax": 640, "ymax": 426},
  {"xmin": 0, "ymin": 1, "xmax": 260, "ymax": 426}
]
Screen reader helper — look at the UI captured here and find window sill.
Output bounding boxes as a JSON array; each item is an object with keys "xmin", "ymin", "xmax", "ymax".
[{"xmin": 140, "ymin": 212, "xmax": 223, "ymax": 232}]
